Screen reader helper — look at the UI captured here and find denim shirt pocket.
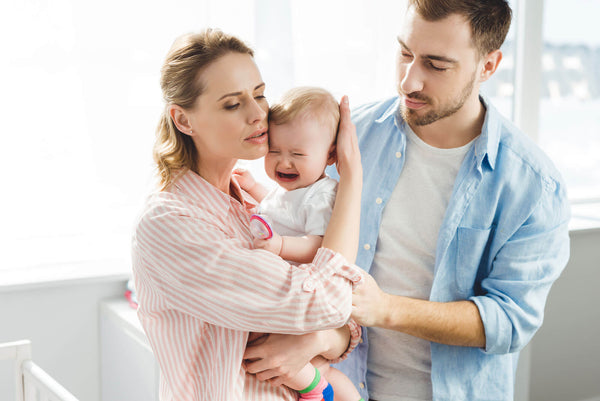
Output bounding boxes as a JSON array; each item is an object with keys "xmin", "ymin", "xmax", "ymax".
[{"xmin": 456, "ymin": 226, "xmax": 493, "ymax": 294}]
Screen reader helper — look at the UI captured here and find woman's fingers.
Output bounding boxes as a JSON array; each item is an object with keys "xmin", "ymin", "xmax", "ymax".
[{"xmin": 335, "ymin": 96, "xmax": 361, "ymax": 176}]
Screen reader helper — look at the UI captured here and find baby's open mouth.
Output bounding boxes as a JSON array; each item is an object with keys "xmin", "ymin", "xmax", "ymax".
[{"xmin": 276, "ymin": 172, "xmax": 299, "ymax": 180}]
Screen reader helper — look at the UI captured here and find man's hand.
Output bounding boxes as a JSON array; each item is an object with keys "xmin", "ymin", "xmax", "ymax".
[
  {"xmin": 351, "ymin": 271, "xmax": 390, "ymax": 327},
  {"xmin": 243, "ymin": 332, "xmax": 321, "ymax": 386},
  {"xmin": 253, "ymin": 232, "xmax": 283, "ymax": 256}
]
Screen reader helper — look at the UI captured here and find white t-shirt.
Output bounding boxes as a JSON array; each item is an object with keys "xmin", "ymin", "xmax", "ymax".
[
  {"xmin": 367, "ymin": 126, "xmax": 475, "ymax": 401},
  {"xmin": 258, "ymin": 176, "xmax": 338, "ymax": 237}
]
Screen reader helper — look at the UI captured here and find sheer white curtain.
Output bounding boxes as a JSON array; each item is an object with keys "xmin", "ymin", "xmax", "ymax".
[
  {"xmin": 3, "ymin": 0, "xmax": 539, "ymax": 273},
  {"xmin": 0, "ymin": 0, "xmax": 404, "ymax": 272},
  {"xmin": 0, "ymin": 0, "xmax": 246, "ymax": 270}
]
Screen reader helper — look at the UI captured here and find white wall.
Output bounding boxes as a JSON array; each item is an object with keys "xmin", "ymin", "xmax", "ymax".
[
  {"xmin": 529, "ymin": 228, "xmax": 600, "ymax": 401},
  {"xmin": 0, "ymin": 278, "xmax": 127, "ymax": 401},
  {"xmin": 1, "ymin": 230, "xmax": 598, "ymax": 401}
]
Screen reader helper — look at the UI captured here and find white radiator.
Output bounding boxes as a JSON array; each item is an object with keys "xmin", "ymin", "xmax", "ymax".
[{"xmin": 0, "ymin": 340, "xmax": 78, "ymax": 401}]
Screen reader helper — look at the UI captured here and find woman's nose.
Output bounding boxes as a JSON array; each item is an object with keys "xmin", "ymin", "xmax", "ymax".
[{"xmin": 248, "ymin": 98, "xmax": 267, "ymax": 125}]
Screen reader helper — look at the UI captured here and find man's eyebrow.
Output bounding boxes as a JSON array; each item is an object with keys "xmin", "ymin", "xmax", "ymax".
[
  {"xmin": 397, "ymin": 37, "xmax": 458, "ymax": 64},
  {"xmin": 218, "ymin": 83, "xmax": 266, "ymax": 101}
]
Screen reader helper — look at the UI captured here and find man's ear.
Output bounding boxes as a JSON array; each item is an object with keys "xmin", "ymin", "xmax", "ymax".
[
  {"xmin": 480, "ymin": 49, "xmax": 503, "ymax": 83},
  {"xmin": 326, "ymin": 143, "xmax": 337, "ymax": 166},
  {"xmin": 169, "ymin": 104, "xmax": 193, "ymax": 136}
]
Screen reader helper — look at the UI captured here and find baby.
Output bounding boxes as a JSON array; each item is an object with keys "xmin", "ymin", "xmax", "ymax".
[{"xmin": 236, "ymin": 87, "xmax": 363, "ymax": 401}]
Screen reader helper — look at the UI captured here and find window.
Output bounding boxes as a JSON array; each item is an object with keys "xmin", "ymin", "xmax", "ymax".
[
  {"xmin": 0, "ymin": 0, "xmax": 256, "ymax": 272},
  {"xmin": 2, "ymin": 0, "xmax": 596, "ymax": 274},
  {"xmin": 539, "ymin": 0, "xmax": 600, "ymax": 201}
]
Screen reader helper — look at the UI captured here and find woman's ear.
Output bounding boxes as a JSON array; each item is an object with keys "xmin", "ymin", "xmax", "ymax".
[
  {"xmin": 326, "ymin": 143, "xmax": 337, "ymax": 166},
  {"xmin": 169, "ymin": 105, "xmax": 193, "ymax": 136}
]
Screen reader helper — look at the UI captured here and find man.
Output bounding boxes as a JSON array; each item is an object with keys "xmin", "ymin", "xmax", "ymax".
[{"xmin": 327, "ymin": 0, "xmax": 570, "ymax": 400}]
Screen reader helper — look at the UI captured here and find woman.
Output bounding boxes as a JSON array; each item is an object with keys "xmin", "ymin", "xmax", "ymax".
[{"xmin": 132, "ymin": 29, "xmax": 363, "ymax": 401}]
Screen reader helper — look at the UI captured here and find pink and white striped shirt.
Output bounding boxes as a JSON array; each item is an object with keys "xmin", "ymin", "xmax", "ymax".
[{"xmin": 132, "ymin": 170, "xmax": 363, "ymax": 401}]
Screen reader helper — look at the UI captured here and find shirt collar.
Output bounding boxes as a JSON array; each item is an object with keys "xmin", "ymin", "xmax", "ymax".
[
  {"xmin": 375, "ymin": 97, "xmax": 401, "ymax": 124},
  {"xmin": 172, "ymin": 169, "xmax": 257, "ymax": 220},
  {"xmin": 378, "ymin": 95, "xmax": 502, "ymax": 171},
  {"xmin": 473, "ymin": 95, "xmax": 501, "ymax": 171}
]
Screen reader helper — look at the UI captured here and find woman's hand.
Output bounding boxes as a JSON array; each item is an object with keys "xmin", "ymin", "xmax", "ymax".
[
  {"xmin": 334, "ymin": 96, "xmax": 362, "ymax": 181},
  {"xmin": 243, "ymin": 332, "xmax": 322, "ymax": 386},
  {"xmin": 321, "ymin": 96, "xmax": 362, "ymax": 263}
]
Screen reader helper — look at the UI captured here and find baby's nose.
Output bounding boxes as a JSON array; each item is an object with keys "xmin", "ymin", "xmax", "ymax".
[{"xmin": 280, "ymin": 158, "xmax": 293, "ymax": 168}]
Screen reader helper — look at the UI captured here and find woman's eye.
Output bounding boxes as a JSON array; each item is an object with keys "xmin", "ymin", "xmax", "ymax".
[{"xmin": 224, "ymin": 103, "xmax": 240, "ymax": 110}]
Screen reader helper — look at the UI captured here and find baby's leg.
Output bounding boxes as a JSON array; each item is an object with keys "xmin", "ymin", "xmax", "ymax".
[
  {"xmin": 283, "ymin": 363, "xmax": 332, "ymax": 401},
  {"xmin": 320, "ymin": 364, "xmax": 363, "ymax": 401}
]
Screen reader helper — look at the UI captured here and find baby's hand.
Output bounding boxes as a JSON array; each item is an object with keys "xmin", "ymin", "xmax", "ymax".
[
  {"xmin": 253, "ymin": 232, "xmax": 283, "ymax": 256},
  {"xmin": 233, "ymin": 168, "xmax": 257, "ymax": 192}
]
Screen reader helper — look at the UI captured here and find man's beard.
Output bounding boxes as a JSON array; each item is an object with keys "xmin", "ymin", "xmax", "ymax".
[{"xmin": 400, "ymin": 72, "xmax": 476, "ymax": 126}]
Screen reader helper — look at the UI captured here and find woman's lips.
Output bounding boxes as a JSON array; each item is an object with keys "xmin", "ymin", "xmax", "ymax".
[{"xmin": 245, "ymin": 129, "xmax": 268, "ymax": 144}]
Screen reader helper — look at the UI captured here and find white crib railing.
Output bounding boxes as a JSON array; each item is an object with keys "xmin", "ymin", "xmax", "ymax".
[{"xmin": 0, "ymin": 340, "xmax": 78, "ymax": 401}]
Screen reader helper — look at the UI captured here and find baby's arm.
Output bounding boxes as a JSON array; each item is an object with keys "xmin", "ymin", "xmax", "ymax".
[
  {"xmin": 233, "ymin": 168, "xmax": 269, "ymax": 202},
  {"xmin": 254, "ymin": 234, "xmax": 323, "ymax": 264}
]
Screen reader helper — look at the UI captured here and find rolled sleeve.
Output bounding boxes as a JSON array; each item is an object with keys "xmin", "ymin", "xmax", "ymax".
[
  {"xmin": 471, "ymin": 179, "xmax": 570, "ymax": 354},
  {"xmin": 301, "ymin": 248, "xmax": 364, "ymax": 293}
]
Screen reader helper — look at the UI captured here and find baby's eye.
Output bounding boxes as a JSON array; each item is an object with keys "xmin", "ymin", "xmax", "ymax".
[{"xmin": 293, "ymin": 153, "xmax": 305, "ymax": 157}]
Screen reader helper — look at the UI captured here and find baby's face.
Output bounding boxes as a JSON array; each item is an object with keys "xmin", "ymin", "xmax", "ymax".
[{"xmin": 264, "ymin": 115, "xmax": 335, "ymax": 191}]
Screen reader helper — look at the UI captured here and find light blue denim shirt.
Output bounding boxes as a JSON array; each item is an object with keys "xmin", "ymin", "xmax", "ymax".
[{"xmin": 327, "ymin": 96, "xmax": 570, "ymax": 401}]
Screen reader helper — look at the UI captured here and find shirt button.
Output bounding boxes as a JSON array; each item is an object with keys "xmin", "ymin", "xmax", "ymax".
[
  {"xmin": 363, "ymin": 244, "xmax": 371, "ymax": 251},
  {"xmin": 303, "ymin": 280, "xmax": 315, "ymax": 291},
  {"xmin": 375, "ymin": 197, "xmax": 383, "ymax": 204},
  {"xmin": 359, "ymin": 337, "xmax": 364, "ymax": 344},
  {"xmin": 359, "ymin": 382, "xmax": 365, "ymax": 389},
  {"xmin": 395, "ymin": 151, "xmax": 402, "ymax": 158}
]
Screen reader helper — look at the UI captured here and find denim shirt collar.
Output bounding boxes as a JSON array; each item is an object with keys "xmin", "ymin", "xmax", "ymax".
[
  {"xmin": 373, "ymin": 95, "xmax": 502, "ymax": 172},
  {"xmin": 474, "ymin": 95, "xmax": 501, "ymax": 172}
]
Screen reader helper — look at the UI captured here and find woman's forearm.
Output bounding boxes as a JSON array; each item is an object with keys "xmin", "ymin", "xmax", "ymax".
[
  {"xmin": 321, "ymin": 171, "xmax": 362, "ymax": 264},
  {"xmin": 321, "ymin": 95, "xmax": 362, "ymax": 264}
]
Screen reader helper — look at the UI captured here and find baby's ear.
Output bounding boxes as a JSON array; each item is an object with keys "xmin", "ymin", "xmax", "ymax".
[{"xmin": 326, "ymin": 143, "xmax": 337, "ymax": 166}]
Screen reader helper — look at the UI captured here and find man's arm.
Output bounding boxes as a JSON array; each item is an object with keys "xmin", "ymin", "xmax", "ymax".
[{"xmin": 352, "ymin": 273, "xmax": 485, "ymax": 347}]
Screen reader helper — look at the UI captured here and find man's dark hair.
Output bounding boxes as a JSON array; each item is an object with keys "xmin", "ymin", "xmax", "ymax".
[{"xmin": 408, "ymin": 0, "xmax": 512, "ymax": 56}]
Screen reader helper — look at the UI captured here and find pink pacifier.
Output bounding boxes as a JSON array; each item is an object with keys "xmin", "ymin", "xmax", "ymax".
[{"xmin": 250, "ymin": 214, "xmax": 273, "ymax": 240}]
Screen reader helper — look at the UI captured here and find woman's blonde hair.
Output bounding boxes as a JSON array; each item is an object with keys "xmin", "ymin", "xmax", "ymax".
[
  {"xmin": 154, "ymin": 29, "xmax": 254, "ymax": 190},
  {"xmin": 269, "ymin": 86, "xmax": 340, "ymax": 142}
]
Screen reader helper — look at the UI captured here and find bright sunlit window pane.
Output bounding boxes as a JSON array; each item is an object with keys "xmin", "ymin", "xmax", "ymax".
[
  {"xmin": 0, "ymin": 0, "xmax": 255, "ymax": 271},
  {"xmin": 539, "ymin": 0, "xmax": 600, "ymax": 201}
]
